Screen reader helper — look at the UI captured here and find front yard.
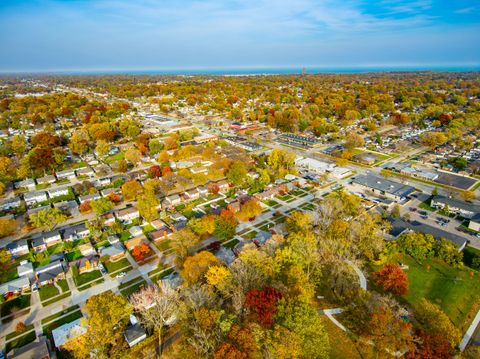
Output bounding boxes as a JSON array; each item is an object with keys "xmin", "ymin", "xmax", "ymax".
[
  {"xmin": 1, "ymin": 294, "xmax": 31, "ymax": 318},
  {"xmin": 73, "ymin": 269, "xmax": 103, "ymax": 287},
  {"xmin": 105, "ymin": 258, "xmax": 131, "ymax": 274}
]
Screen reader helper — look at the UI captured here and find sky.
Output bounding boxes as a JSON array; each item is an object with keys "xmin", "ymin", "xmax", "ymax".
[{"xmin": 0, "ymin": 0, "xmax": 479, "ymax": 72}]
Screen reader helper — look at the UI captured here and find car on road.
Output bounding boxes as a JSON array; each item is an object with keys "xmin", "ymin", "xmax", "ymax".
[
  {"xmin": 99, "ymin": 264, "xmax": 107, "ymax": 274},
  {"xmin": 409, "ymin": 207, "xmax": 417, "ymax": 212},
  {"xmin": 116, "ymin": 272, "xmax": 127, "ymax": 279}
]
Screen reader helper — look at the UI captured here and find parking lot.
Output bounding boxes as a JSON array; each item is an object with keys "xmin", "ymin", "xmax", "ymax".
[{"xmin": 434, "ymin": 172, "xmax": 477, "ymax": 190}]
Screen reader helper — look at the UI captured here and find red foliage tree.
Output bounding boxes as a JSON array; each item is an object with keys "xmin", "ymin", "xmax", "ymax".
[
  {"xmin": 245, "ymin": 286, "xmax": 283, "ymax": 327},
  {"xmin": 148, "ymin": 165, "xmax": 162, "ymax": 178},
  {"xmin": 107, "ymin": 192, "xmax": 122, "ymax": 204},
  {"xmin": 406, "ymin": 331, "xmax": 452, "ymax": 359},
  {"xmin": 31, "ymin": 132, "xmax": 60, "ymax": 148},
  {"xmin": 373, "ymin": 264, "xmax": 409, "ymax": 296},
  {"xmin": 208, "ymin": 183, "xmax": 220, "ymax": 194},
  {"xmin": 79, "ymin": 201, "xmax": 92, "ymax": 213},
  {"xmin": 132, "ymin": 243, "xmax": 151, "ymax": 262},
  {"xmin": 214, "ymin": 325, "xmax": 258, "ymax": 359},
  {"xmin": 162, "ymin": 166, "xmax": 172, "ymax": 176}
]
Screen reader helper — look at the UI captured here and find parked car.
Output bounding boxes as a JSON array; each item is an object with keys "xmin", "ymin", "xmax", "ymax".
[
  {"xmin": 116, "ymin": 272, "xmax": 126, "ymax": 279},
  {"xmin": 99, "ymin": 264, "xmax": 106, "ymax": 275}
]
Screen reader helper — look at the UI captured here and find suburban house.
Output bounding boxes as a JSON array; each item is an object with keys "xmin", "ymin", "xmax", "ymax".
[
  {"xmin": 47, "ymin": 187, "xmax": 70, "ymax": 199},
  {"xmin": 36, "ymin": 174, "xmax": 56, "ymax": 186},
  {"xmin": 99, "ymin": 243, "xmax": 125, "ymax": 261},
  {"xmin": 24, "ymin": 191, "xmax": 48, "ymax": 206},
  {"xmin": 107, "ymin": 235, "xmax": 120, "ymax": 244},
  {"xmin": 0, "ymin": 196, "xmax": 21, "ymax": 211},
  {"xmin": 163, "ymin": 194, "xmax": 181, "ymax": 208},
  {"xmin": 31, "ymin": 236, "xmax": 47, "ymax": 253},
  {"xmin": 0, "ymin": 276, "xmax": 30, "ymax": 298},
  {"xmin": 116, "ymin": 207, "xmax": 140, "ymax": 223},
  {"xmin": 198, "ymin": 186, "xmax": 208, "ymax": 197},
  {"xmin": 124, "ymin": 315, "xmax": 147, "ymax": 347},
  {"xmin": 63, "ymin": 223, "xmax": 90, "ymax": 242},
  {"xmin": 124, "ymin": 235, "xmax": 148, "ymax": 251},
  {"xmin": 217, "ymin": 180, "xmax": 230, "ymax": 193},
  {"xmin": 149, "ymin": 228, "xmax": 173, "ymax": 242},
  {"xmin": 35, "ymin": 260, "xmax": 66, "ymax": 286},
  {"xmin": 79, "ymin": 243, "xmax": 96, "ymax": 257},
  {"xmin": 76, "ymin": 167, "xmax": 95, "ymax": 177},
  {"xmin": 101, "ymin": 187, "xmax": 120, "ymax": 197},
  {"xmin": 43, "ymin": 230, "xmax": 62, "ymax": 247},
  {"xmin": 6, "ymin": 239, "xmax": 29, "ymax": 257},
  {"xmin": 6, "ymin": 335, "xmax": 50, "ymax": 359},
  {"xmin": 354, "ymin": 153, "xmax": 377, "ymax": 165},
  {"xmin": 102, "ymin": 212, "xmax": 116, "ymax": 225},
  {"xmin": 96, "ymin": 176, "xmax": 112, "ymax": 187},
  {"xmin": 469, "ymin": 213, "xmax": 480, "ymax": 232},
  {"xmin": 79, "ymin": 193, "xmax": 101, "ymax": 204},
  {"xmin": 170, "ymin": 212, "xmax": 187, "ymax": 222},
  {"xmin": 215, "ymin": 247, "xmax": 236, "ymax": 266},
  {"xmin": 56, "ymin": 169, "xmax": 76, "ymax": 180},
  {"xmin": 150, "ymin": 219, "xmax": 168, "ymax": 230},
  {"xmin": 190, "ymin": 166, "xmax": 208, "ymax": 174},
  {"xmin": 52, "ymin": 318, "xmax": 87, "ymax": 349},
  {"xmin": 351, "ymin": 174, "xmax": 415, "ymax": 202},
  {"xmin": 129, "ymin": 226, "xmax": 144, "ymax": 237},
  {"xmin": 255, "ymin": 189, "xmax": 276, "ymax": 201},
  {"xmin": 14, "ymin": 178, "xmax": 36, "ymax": 190},
  {"xmin": 431, "ymin": 196, "xmax": 479, "ymax": 219},
  {"xmin": 295, "ymin": 157, "xmax": 335, "ymax": 174},
  {"xmin": 75, "ymin": 256, "xmax": 99, "ymax": 273},
  {"xmin": 54, "ymin": 200, "xmax": 79, "ymax": 216},
  {"xmin": 17, "ymin": 261, "xmax": 34, "ymax": 279},
  {"xmin": 184, "ymin": 188, "xmax": 200, "ymax": 201}
]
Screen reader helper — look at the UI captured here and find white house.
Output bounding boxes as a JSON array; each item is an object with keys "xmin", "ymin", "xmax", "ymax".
[
  {"xmin": 6, "ymin": 239, "xmax": 29, "ymax": 257},
  {"xmin": 14, "ymin": 178, "xmax": 36, "ymax": 190},
  {"xmin": 36, "ymin": 175, "xmax": 56, "ymax": 185},
  {"xmin": 48, "ymin": 187, "xmax": 70, "ymax": 199},
  {"xmin": 43, "ymin": 231, "xmax": 62, "ymax": 247},
  {"xmin": 24, "ymin": 191, "xmax": 47, "ymax": 206},
  {"xmin": 163, "ymin": 194, "xmax": 181, "ymax": 207},
  {"xmin": 56, "ymin": 169, "xmax": 76, "ymax": 180},
  {"xmin": 116, "ymin": 207, "xmax": 140, "ymax": 223},
  {"xmin": 52, "ymin": 318, "xmax": 87, "ymax": 348}
]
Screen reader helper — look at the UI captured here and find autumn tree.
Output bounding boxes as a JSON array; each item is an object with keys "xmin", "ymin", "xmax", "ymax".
[
  {"xmin": 188, "ymin": 215, "xmax": 216, "ymax": 237},
  {"xmin": 214, "ymin": 325, "xmax": 259, "ymax": 359},
  {"xmin": 130, "ymin": 283, "xmax": 179, "ymax": 354},
  {"xmin": 148, "ymin": 164, "xmax": 162, "ymax": 178},
  {"xmin": 69, "ymin": 130, "xmax": 90, "ymax": 155},
  {"xmin": 171, "ymin": 229, "xmax": 200, "ymax": 266},
  {"xmin": 90, "ymin": 197, "xmax": 114, "ymax": 216},
  {"xmin": 125, "ymin": 147, "xmax": 142, "ymax": 165},
  {"xmin": 132, "ymin": 243, "xmax": 151, "ymax": 262},
  {"xmin": 373, "ymin": 264, "xmax": 409, "ymax": 296},
  {"xmin": 421, "ymin": 131, "xmax": 448, "ymax": 149},
  {"xmin": 63, "ymin": 291, "xmax": 132, "ymax": 359},
  {"xmin": 0, "ymin": 156, "xmax": 15, "ymax": 181},
  {"xmin": 0, "ymin": 218, "xmax": 16, "ymax": 238},
  {"xmin": 29, "ymin": 208, "xmax": 67, "ymax": 231},
  {"xmin": 267, "ymin": 148, "xmax": 296, "ymax": 178},
  {"xmin": 237, "ymin": 198, "xmax": 262, "ymax": 221},
  {"xmin": 214, "ymin": 208, "xmax": 238, "ymax": 241},
  {"xmin": 226, "ymin": 160, "xmax": 248, "ymax": 186},
  {"xmin": 245, "ymin": 286, "xmax": 283, "ymax": 327},
  {"xmin": 344, "ymin": 133, "xmax": 365, "ymax": 150},
  {"xmin": 121, "ymin": 180, "xmax": 143, "ymax": 201},
  {"xmin": 181, "ymin": 251, "xmax": 222, "ymax": 286},
  {"xmin": 95, "ymin": 139, "xmax": 110, "ymax": 157},
  {"xmin": 137, "ymin": 193, "xmax": 160, "ymax": 222},
  {"xmin": 414, "ymin": 298, "xmax": 461, "ymax": 350}
]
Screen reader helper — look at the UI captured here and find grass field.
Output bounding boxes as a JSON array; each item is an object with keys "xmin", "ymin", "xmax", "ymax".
[
  {"xmin": 120, "ymin": 279, "xmax": 147, "ymax": 297},
  {"xmin": 74, "ymin": 270, "xmax": 103, "ymax": 287},
  {"xmin": 105, "ymin": 258, "xmax": 131, "ymax": 273},
  {"xmin": 5, "ymin": 324, "xmax": 34, "ymax": 341},
  {"xmin": 5, "ymin": 329, "xmax": 36, "ymax": 353},
  {"xmin": 1, "ymin": 295, "xmax": 31, "ymax": 317},
  {"xmin": 398, "ymin": 254, "xmax": 480, "ymax": 332}
]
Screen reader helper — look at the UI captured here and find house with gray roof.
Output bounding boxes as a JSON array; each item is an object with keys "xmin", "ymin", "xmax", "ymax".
[
  {"xmin": 431, "ymin": 196, "xmax": 479, "ymax": 219},
  {"xmin": 351, "ymin": 174, "xmax": 415, "ymax": 202}
]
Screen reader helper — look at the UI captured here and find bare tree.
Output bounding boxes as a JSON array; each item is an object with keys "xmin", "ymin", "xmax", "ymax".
[{"xmin": 130, "ymin": 282, "xmax": 179, "ymax": 354}]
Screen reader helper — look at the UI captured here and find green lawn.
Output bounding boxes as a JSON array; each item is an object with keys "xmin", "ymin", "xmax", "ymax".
[
  {"xmin": 104, "ymin": 151, "xmax": 124, "ymax": 164},
  {"xmin": 223, "ymin": 238, "xmax": 239, "ymax": 250},
  {"xmin": 398, "ymin": 254, "xmax": 480, "ymax": 332},
  {"xmin": 5, "ymin": 330, "xmax": 36, "ymax": 353},
  {"xmin": 39, "ymin": 284, "xmax": 60, "ymax": 301},
  {"xmin": 105, "ymin": 258, "xmax": 131, "ymax": 273},
  {"xmin": 1, "ymin": 295, "xmax": 31, "ymax": 317},
  {"xmin": 5, "ymin": 324, "xmax": 34, "ymax": 341},
  {"xmin": 463, "ymin": 246, "xmax": 480, "ymax": 268},
  {"xmin": 418, "ymin": 196, "xmax": 436, "ymax": 212},
  {"xmin": 65, "ymin": 249, "xmax": 82, "ymax": 262},
  {"xmin": 155, "ymin": 239, "xmax": 172, "ymax": 252},
  {"xmin": 42, "ymin": 310, "xmax": 84, "ymax": 343},
  {"xmin": 74, "ymin": 270, "xmax": 103, "ymax": 287},
  {"xmin": 120, "ymin": 279, "xmax": 147, "ymax": 297}
]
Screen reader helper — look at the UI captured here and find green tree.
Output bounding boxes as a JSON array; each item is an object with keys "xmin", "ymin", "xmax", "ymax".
[
  {"xmin": 90, "ymin": 197, "xmax": 114, "ymax": 215},
  {"xmin": 226, "ymin": 160, "xmax": 248, "ymax": 186},
  {"xmin": 137, "ymin": 194, "xmax": 160, "ymax": 222},
  {"xmin": 29, "ymin": 208, "xmax": 67, "ymax": 231}
]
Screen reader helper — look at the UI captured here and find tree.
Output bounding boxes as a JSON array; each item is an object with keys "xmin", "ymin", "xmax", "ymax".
[
  {"xmin": 373, "ymin": 264, "xmax": 409, "ymax": 296},
  {"xmin": 215, "ymin": 209, "xmax": 238, "ymax": 241},
  {"xmin": 15, "ymin": 321, "xmax": 27, "ymax": 333},
  {"xmin": 237, "ymin": 199, "xmax": 262, "ymax": 221},
  {"xmin": 245, "ymin": 286, "xmax": 283, "ymax": 327},
  {"xmin": 0, "ymin": 218, "xmax": 16, "ymax": 238},
  {"xmin": 276, "ymin": 300, "xmax": 330, "ymax": 358},
  {"xmin": 11, "ymin": 135, "xmax": 27, "ymax": 156},
  {"xmin": 414, "ymin": 298, "xmax": 460, "ymax": 351},
  {"xmin": 90, "ymin": 197, "xmax": 114, "ymax": 216},
  {"xmin": 214, "ymin": 325, "xmax": 259, "ymax": 359},
  {"xmin": 344, "ymin": 133, "xmax": 364, "ymax": 150},
  {"xmin": 461, "ymin": 190, "xmax": 475, "ymax": 202},
  {"xmin": 117, "ymin": 159, "xmax": 128, "ymax": 173},
  {"xmin": 421, "ymin": 131, "xmax": 448, "ymax": 149},
  {"xmin": 226, "ymin": 160, "xmax": 248, "ymax": 186},
  {"xmin": 181, "ymin": 251, "xmax": 221, "ymax": 285},
  {"xmin": 69, "ymin": 130, "xmax": 90, "ymax": 155},
  {"xmin": 148, "ymin": 165, "xmax": 162, "ymax": 178},
  {"xmin": 171, "ymin": 229, "xmax": 200, "ymax": 265},
  {"xmin": 63, "ymin": 291, "xmax": 132, "ymax": 359},
  {"xmin": 149, "ymin": 138, "xmax": 163, "ymax": 155},
  {"xmin": 130, "ymin": 283, "xmax": 180, "ymax": 354},
  {"xmin": 267, "ymin": 148, "xmax": 296, "ymax": 178},
  {"xmin": 95, "ymin": 139, "xmax": 110, "ymax": 157},
  {"xmin": 137, "ymin": 194, "xmax": 160, "ymax": 222},
  {"xmin": 125, "ymin": 147, "xmax": 142, "ymax": 165},
  {"xmin": 391, "ymin": 204, "xmax": 401, "ymax": 218},
  {"xmin": 121, "ymin": 180, "xmax": 143, "ymax": 201},
  {"xmin": 29, "ymin": 208, "xmax": 67, "ymax": 231},
  {"xmin": 206, "ymin": 265, "xmax": 232, "ymax": 292},
  {"xmin": 0, "ymin": 156, "xmax": 15, "ymax": 181},
  {"xmin": 285, "ymin": 211, "xmax": 311, "ymax": 234},
  {"xmin": 188, "ymin": 215, "xmax": 216, "ymax": 236},
  {"xmin": 79, "ymin": 201, "xmax": 92, "ymax": 213},
  {"xmin": 132, "ymin": 243, "xmax": 151, "ymax": 262}
]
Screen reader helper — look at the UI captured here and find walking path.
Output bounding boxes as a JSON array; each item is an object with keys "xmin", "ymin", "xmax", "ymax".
[{"xmin": 459, "ymin": 309, "xmax": 480, "ymax": 351}]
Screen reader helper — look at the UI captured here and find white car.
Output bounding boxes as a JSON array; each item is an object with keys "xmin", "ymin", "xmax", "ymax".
[{"xmin": 116, "ymin": 272, "xmax": 127, "ymax": 279}]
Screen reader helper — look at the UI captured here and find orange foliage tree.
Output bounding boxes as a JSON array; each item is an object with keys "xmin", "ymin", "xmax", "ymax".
[{"xmin": 373, "ymin": 264, "xmax": 409, "ymax": 296}]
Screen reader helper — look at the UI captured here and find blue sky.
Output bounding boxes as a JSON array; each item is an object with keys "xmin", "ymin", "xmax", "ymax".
[{"xmin": 0, "ymin": 0, "xmax": 479, "ymax": 72}]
